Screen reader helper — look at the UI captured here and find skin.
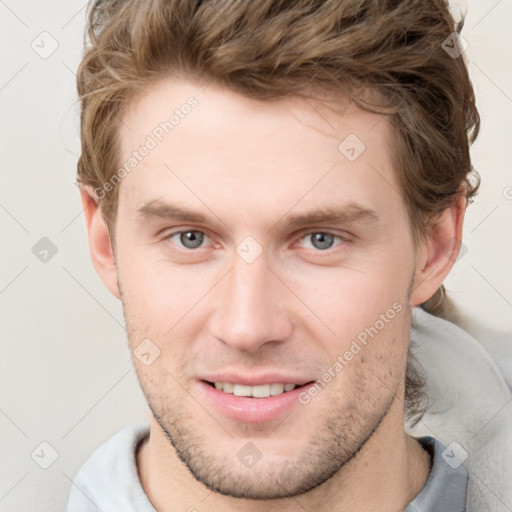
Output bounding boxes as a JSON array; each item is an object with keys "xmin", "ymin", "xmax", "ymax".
[{"xmin": 82, "ymin": 76, "xmax": 466, "ymax": 511}]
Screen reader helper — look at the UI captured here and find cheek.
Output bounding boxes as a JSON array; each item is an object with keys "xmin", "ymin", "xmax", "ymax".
[
  {"xmin": 117, "ymin": 255, "xmax": 219, "ymax": 380},
  {"xmin": 288, "ymin": 256, "xmax": 410, "ymax": 334},
  {"xmin": 281, "ymin": 259, "xmax": 412, "ymax": 393},
  {"xmin": 118, "ymin": 253, "xmax": 208, "ymax": 328}
]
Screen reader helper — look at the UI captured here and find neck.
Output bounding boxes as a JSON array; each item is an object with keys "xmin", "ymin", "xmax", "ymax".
[{"xmin": 137, "ymin": 398, "xmax": 431, "ymax": 511}]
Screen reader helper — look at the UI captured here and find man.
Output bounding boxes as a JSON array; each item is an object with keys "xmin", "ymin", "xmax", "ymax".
[{"xmin": 67, "ymin": 1, "xmax": 482, "ymax": 510}]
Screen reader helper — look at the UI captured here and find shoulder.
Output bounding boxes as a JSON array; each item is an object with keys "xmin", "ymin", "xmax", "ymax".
[
  {"xmin": 406, "ymin": 435, "xmax": 468, "ymax": 512},
  {"xmin": 66, "ymin": 422, "xmax": 155, "ymax": 512},
  {"xmin": 409, "ymin": 308, "xmax": 512, "ymax": 511}
]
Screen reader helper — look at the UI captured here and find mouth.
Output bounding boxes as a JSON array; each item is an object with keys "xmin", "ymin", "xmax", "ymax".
[{"xmin": 200, "ymin": 379, "xmax": 315, "ymax": 423}]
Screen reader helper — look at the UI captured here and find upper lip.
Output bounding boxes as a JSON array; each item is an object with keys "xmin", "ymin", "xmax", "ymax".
[{"xmin": 201, "ymin": 373, "xmax": 314, "ymax": 387}]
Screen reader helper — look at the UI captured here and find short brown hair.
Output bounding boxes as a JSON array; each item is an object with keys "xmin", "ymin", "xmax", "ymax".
[{"xmin": 75, "ymin": 0, "xmax": 480, "ymax": 423}]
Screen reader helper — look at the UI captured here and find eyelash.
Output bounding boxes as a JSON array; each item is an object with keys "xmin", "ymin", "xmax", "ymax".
[{"xmin": 164, "ymin": 229, "xmax": 348, "ymax": 253}]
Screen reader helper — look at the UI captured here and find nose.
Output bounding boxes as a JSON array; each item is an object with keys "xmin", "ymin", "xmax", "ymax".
[{"xmin": 210, "ymin": 250, "xmax": 294, "ymax": 353}]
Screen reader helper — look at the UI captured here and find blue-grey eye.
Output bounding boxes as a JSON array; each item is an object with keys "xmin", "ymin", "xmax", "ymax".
[
  {"xmin": 301, "ymin": 232, "xmax": 341, "ymax": 251},
  {"xmin": 175, "ymin": 231, "xmax": 205, "ymax": 249}
]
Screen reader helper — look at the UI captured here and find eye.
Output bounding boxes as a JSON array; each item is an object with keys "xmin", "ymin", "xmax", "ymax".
[
  {"xmin": 167, "ymin": 230, "xmax": 209, "ymax": 250},
  {"xmin": 298, "ymin": 232, "xmax": 344, "ymax": 251}
]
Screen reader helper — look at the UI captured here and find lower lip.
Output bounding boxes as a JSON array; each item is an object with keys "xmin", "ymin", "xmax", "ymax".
[{"xmin": 199, "ymin": 381, "xmax": 312, "ymax": 423}]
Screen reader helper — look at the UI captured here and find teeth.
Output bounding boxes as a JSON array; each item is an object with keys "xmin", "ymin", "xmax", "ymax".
[
  {"xmin": 213, "ymin": 382, "xmax": 298, "ymax": 397},
  {"xmin": 270, "ymin": 383, "xmax": 284, "ymax": 395},
  {"xmin": 233, "ymin": 384, "xmax": 252, "ymax": 397}
]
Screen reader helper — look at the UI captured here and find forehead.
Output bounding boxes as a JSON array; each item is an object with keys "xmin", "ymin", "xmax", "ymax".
[{"xmin": 116, "ymin": 77, "xmax": 403, "ymax": 224}]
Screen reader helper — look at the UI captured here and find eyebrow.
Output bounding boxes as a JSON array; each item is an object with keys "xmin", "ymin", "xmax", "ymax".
[
  {"xmin": 282, "ymin": 204, "xmax": 378, "ymax": 230},
  {"xmin": 138, "ymin": 199, "xmax": 210, "ymax": 223},
  {"xmin": 136, "ymin": 199, "xmax": 379, "ymax": 231}
]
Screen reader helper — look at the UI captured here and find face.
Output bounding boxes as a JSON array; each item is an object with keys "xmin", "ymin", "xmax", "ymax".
[{"xmin": 113, "ymin": 77, "xmax": 419, "ymax": 499}]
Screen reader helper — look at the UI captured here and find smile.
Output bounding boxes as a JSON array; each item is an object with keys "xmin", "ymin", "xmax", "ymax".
[{"xmin": 201, "ymin": 379, "xmax": 314, "ymax": 422}]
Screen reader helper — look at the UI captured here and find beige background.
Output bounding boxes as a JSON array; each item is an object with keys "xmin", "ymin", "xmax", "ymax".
[{"xmin": 1, "ymin": 1, "xmax": 511, "ymax": 510}]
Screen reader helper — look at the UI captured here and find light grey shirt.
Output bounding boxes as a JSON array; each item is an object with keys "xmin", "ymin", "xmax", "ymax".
[{"xmin": 66, "ymin": 423, "xmax": 468, "ymax": 512}]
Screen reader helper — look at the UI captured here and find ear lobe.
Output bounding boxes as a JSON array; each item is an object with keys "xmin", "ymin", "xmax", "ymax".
[
  {"xmin": 80, "ymin": 187, "xmax": 121, "ymax": 299},
  {"xmin": 411, "ymin": 195, "xmax": 466, "ymax": 306}
]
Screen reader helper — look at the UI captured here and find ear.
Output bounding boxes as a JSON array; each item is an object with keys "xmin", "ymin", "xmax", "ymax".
[
  {"xmin": 80, "ymin": 186, "xmax": 121, "ymax": 299},
  {"xmin": 411, "ymin": 194, "xmax": 466, "ymax": 306}
]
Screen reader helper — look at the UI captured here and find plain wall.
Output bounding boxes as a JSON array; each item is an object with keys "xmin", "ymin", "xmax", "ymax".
[{"xmin": 1, "ymin": 1, "xmax": 511, "ymax": 510}]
